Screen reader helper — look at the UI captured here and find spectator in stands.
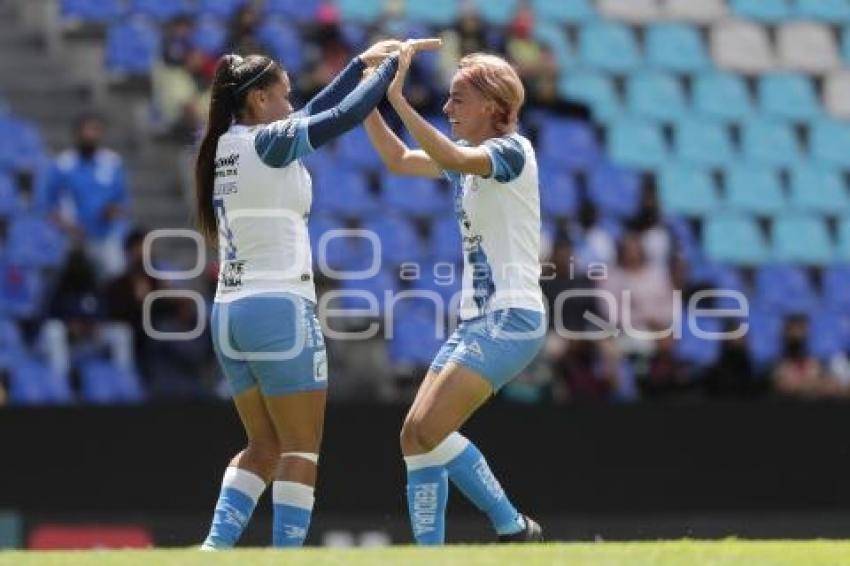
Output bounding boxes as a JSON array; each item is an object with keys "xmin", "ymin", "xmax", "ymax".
[
  {"xmin": 153, "ymin": 16, "xmax": 203, "ymax": 139},
  {"xmin": 703, "ymin": 325, "xmax": 766, "ymax": 398},
  {"xmin": 505, "ymin": 9, "xmax": 552, "ymax": 85},
  {"xmin": 627, "ymin": 177, "xmax": 673, "ymax": 268},
  {"xmin": 773, "ymin": 315, "xmax": 847, "ymax": 399},
  {"xmin": 634, "ymin": 330, "xmax": 692, "ymax": 398},
  {"xmin": 573, "ymin": 201, "xmax": 616, "ymax": 270},
  {"xmin": 42, "ymin": 113, "xmax": 131, "ymax": 278},
  {"xmin": 226, "ymin": 4, "xmax": 263, "ymax": 55}
]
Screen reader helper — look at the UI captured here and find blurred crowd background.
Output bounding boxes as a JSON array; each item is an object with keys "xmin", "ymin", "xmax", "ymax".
[{"xmin": 3, "ymin": 0, "xmax": 850, "ymax": 406}]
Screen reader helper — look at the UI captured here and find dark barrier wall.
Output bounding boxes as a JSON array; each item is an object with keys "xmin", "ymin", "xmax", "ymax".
[{"xmin": 3, "ymin": 400, "xmax": 850, "ymax": 543}]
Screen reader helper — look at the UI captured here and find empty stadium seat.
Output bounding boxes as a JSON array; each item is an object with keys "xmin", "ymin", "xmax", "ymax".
[
  {"xmin": 676, "ymin": 315, "xmax": 722, "ymax": 367},
  {"xmin": 264, "ymin": 0, "xmax": 320, "ymax": 22},
  {"xmin": 312, "ymin": 168, "xmax": 378, "ymax": 218},
  {"xmin": 587, "ymin": 162, "xmax": 642, "ymax": 218},
  {"xmin": 692, "ymin": 71, "xmax": 754, "ymax": 124},
  {"xmin": 9, "ymin": 358, "xmax": 72, "ymax": 406},
  {"xmin": 795, "ymin": 0, "xmax": 850, "ymax": 23},
  {"xmin": 0, "ymin": 319, "xmax": 25, "ymax": 371},
  {"xmin": 646, "ymin": 24, "xmax": 710, "ymax": 72},
  {"xmin": 811, "ymin": 119, "xmax": 850, "ymax": 167},
  {"xmin": 658, "ymin": 164, "xmax": 720, "ymax": 216},
  {"xmin": 663, "ymin": 0, "xmax": 728, "ymax": 23},
  {"xmin": 704, "ymin": 214, "xmax": 769, "ymax": 264},
  {"xmin": 822, "ymin": 264, "xmax": 850, "ymax": 312},
  {"xmin": 598, "ymin": 0, "xmax": 662, "ymax": 24},
  {"xmin": 471, "ymin": 0, "xmax": 519, "ymax": 25},
  {"xmin": 741, "ymin": 118, "xmax": 803, "ymax": 167},
  {"xmin": 105, "ymin": 16, "xmax": 160, "ymax": 76},
  {"xmin": 808, "ymin": 309, "xmax": 850, "ymax": 359},
  {"xmin": 789, "ymin": 163, "xmax": 850, "ymax": 214},
  {"xmin": 579, "ymin": 22, "xmax": 641, "ymax": 73},
  {"xmin": 746, "ymin": 308, "xmax": 783, "ymax": 366},
  {"xmin": 626, "ymin": 72, "xmax": 687, "ymax": 122},
  {"xmin": 837, "ymin": 217, "xmax": 850, "ymax": 261},
  {"xmin": 80, "ymin": 360, "xmax": 145, "ymax": 404},
  {"xmin": 824, "ymin": 71, "xmax": 850, "ymax": 119},
  {"xmin": 608, "ymin": 120, "xmax": 668, "ymax": 170},
  {"xmin": 430, "ymin": 216, "xmax": 463, "ymax": 263},
  {"xmin": 404, "ymin": 0, "xmax": 459, "ymax": 26},
  {"xmin": 754, "ymin": 264, "xmax": 818, "ymax": 315},
  {"xmin": 724, "ymin": 164, "xmax": 786, "ymax": 215},
  {"xmin": 531, "ymin": 0, "xmax": 596, "ymax": 23},
  {"xmin": 387, "ymin": 304, "xmax": 445, "ymax": 366},
  {"xmin": 758, "ymin": 73, "xmax": 821, "ymax": 122},
  {"xmin": 130, "ymin": 0, "xmax": 196, "ymax": 22},
  {"xmin": 538, "ymin": 166, "xmax": 580, "ymax": 218},
  {"xmin": 198, "ymin": 0, "xmax": 247, "ymax": 19},
  {"xmin": 191, "ymin": 15, "xmax": 226, "ymax": 56},
  {"xmin": 772, "ymin": 214, "xmax": 835, "ymax": 265},
  {"xmin": 731, "ymin": 0, "xmax": 793, "ymax": 23},
  {"xmin": 534, "ymin": 22, "xmax": 573, "ymax": 70},
  {"xmin": 8, "ymin": 214, "xmax": 68, "ymax": 268},
  {"xmin": 336, "ymin": 0, "xmax": 384, "ymax": 24},
  {"xmin": 363, "ymin": 216, "xmax": 427, "ymax": 266},
  {"xmin": 382, "ymin": 174, "xmax": 447, "ymax": 217},
  {"xmin": 256, "ymin": 19, "xmax": 304, "ymax": 73},
  {"xmin": 339, "ymin": 269, "xmax": 399, "ymax": 315},
  {"xmin": 557, "ymin": 72, "xmax": 621, "ymax": 121},
  {"xmin": 62, "ymin": 0, "xmax": 123, "ymax": 24},
  {"xmin": 777, "ymin": 22, "xmax": 840, "ymax": 73},
  {"xmin": 0, "ymin": 174, "xmax": 20, "ymax": 217},
  {"xmin": 712, "ymin": 20, "xmax": 775, "ymax": 73},
  {"xmin": 675, "ymin": 118, "xmax": 735, "ymax": 167},
  {"xmin": 537, "ymin": 118, "xmax": 601, "ymax": 171},
  {"xmin": 337, "ymin": 126, "xmax": 384, "ymax": 172}
]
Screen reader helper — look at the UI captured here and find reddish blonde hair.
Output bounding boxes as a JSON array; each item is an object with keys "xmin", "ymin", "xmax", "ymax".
[{"xmin": 455, "ymin": 53, "xmax": 525, "ymax": 135}]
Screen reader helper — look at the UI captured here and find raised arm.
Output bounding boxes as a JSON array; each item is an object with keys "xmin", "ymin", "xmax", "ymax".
[{"xmin": 363, "ymin": 109, "xmax": 441, "ymax": 178}]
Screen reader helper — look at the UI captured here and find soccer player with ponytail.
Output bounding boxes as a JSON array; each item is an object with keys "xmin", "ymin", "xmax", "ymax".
[{"xmin": 196, "ymin": 38, "xmax": 439, "ymax": 550}]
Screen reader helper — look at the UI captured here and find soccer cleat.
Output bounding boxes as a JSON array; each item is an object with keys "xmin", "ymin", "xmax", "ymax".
[{"xmin": 497, "ymin": 514, "xmax": 544, "ymax": 543}]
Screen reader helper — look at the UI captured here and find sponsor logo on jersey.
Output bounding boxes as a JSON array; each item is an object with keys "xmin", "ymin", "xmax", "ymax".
[
  {"xmin": 464, "ymin": 340, "xmax": 483, "ymax": 358},
  {"xmin": 220, "ymin": 260, "xmax": 246, "ymax": 289}
]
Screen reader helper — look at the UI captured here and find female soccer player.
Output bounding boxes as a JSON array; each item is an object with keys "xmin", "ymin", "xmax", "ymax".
[
  {"xmin": 364, "ymin": 43, "xmax": 546, "ymax": 544},
  {"xmin": 195, "ymin": 39, "xmax": 438, "ymax": 549}
]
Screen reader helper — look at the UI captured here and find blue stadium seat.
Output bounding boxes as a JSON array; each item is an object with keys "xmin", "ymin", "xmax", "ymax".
[
  {"xmin": 667, "ymin": 216, "xmax": 702, "ymax": 262},
  {"xmin": 608, "ymin": 120, "xmax": 668, "ymax": 169},
  {"xmin": 808, "ymin": 309, "xmax": 850, "ymax": 359},
  {"xmin": 754, "ymin": 264, "xmax": 818, "ymax": 315},
  {"xmin": 0, "ymin": 174, "xmax": 20, "ymax": 217},
  {"xmin": 810, "ymin": 119, "xmax": 850, "ymax": 168},
  {"xmin": 658, "ymin": 165, "xmax": 720, "ymax": 217},
  {"xmin": 823, "ymin": 264, "xmax": 850, "ymax": 312},
  {"xmin": 80, "ymin": 360, "xmax": 145, "ymax": 404},
  {"xmin": 471, "ymin": 0, "xmax": 519, "ymax": 24},
  {"xmin": 264, "ymin": 0, "xmax": 320, "ymax": 22},
  {"xmin": 11, "ymin": 358, "xmax": 72, "ymax": 406},
  {"xmin": 557, "ymin": 72, "xmax": 621, "ymax": 122},
  {"xmin": 409, "ymin": 260, "xmax": 462, "ymax": 307},
  {"xmin": 382, "ymin": 174, "xmax": 447, "ymax": 217},
  {"xmin": 537, "ymin": 118, "xmax": 600, "ymax": 170},
  {"xmin": 256, "ymin": 19, "xmax": 304, "ymax": 74},
  {"xmin": 772, "ymin": 214, "xmax": 835, "ymax": 265},
  {"xmin": 746, "ymin": 308, "xmax": 783, "ymax": 366},
  {"xmin": 363, "ymin": 215, "xmax": 426, "ymax": 266},
  {"xmin": 404, "ymin": 0, "xmax": 459, "ymax": 26},
  {"xmin": 0, "ymin": 116, "xmax": 45, "ymax": 171},
  {"xmin": 388, "ymin": 303, "xmax": 444, "ymax": 366},
  {"xmin": 836, "ymin": 217, "xmax": 850, "ymax": 261},
  {"xmin": 579, "ymin": 22, "xmax": 641, "ymax": 73},
  {"xmin": 337, "ymin": 126, "xmax": 383, "ymax": 172},
  {"xmin": 842, "ymin": 27, "xmax": 850, "ymax": 63},
  {"xmin": 531, "ymin": 0, "xmax": 596, "ymax": 23},
  {"xmin": 339, "ymin": 22, "xmax": 369, "ymax": 51},
  {"xmin": 704, "ymin": 214, "xmax": 769, "ymax": 265},
  {"xmin": 0, "ymin": 319, "xmax": 25, "ymax": 371},
  {"xmin": 0, "ymin": 263, "xmax": 43, "ymax": 320},
  {"xmin": 62, "ymin": 0, "xmax": 123, "ymax": 23},
  {"xmin": 8, "ymin": 214, "xmax": 68, "ymax": 268},
  {"xmin": 190, "ymin": 15, "xmax": 226, "ymax": 57},
  {"xmin": 339, "ymin": 269, "xmax": 399, "ymax": 316},
  {"xmin": 626, "ymin": 72, "xmax": 687, "ymax": 122},
  {"xmin": 430, "ymin": 217, "xmax": 463, "ymax": 264},
  {"xmin": 105, "ymin": 16, "xmax": 160, "ymax": 76},
  {"xmin": 336, "ymin": 0, "xmax": 384, "ymax": 24},
  {"xmin": 741, "ymin": 118, "xmax": 802, "ymax": 167},
  {"xmin": 692, "ymin": 72, "xmax": 754, "ymax": 125},
  {"xmin": 675, "ymin": 118, "xmax": 735, "ymax": 167},
  {"xmin": 129, "ymin": 0, "xmax": 195, "ymax": 22},
  {"xmin": 312, "ymin": 168, "xmax": 378, "ymax": 218},
  {"xmin": 645, "ymin": 24, "xmax": 710, "ymax": 72},
  {"xmin": 731, "ymin": 0, "xmax": 793, "ymax": 23},
  {"xmin": 534, "ymin": 22, "xmax": 573, "ymax": 70},
  {"xmin": 795, "ymin": 0, "xmax": 850, "ymax": 23},
  {"xmin": 724, "ymin": 164, "xmax": 786, "ymax": 215},
  {"xmin": 198, "ymin": 0, "xmax": 247, "ymax": 19},
  {"xmin": 789, "ymin": 163, "xmax": 850, "ymax": 214},
  {"xmin": 758, "ymin": 74, "xmax": 821, "ymax": 122},
  {"xmin": 311, "ymin": 217, "xmax": 379, "ymax": 273},
  {"xmin": 538, "ymin": 166, "xmax": 579, "ymax": 218},
  {"xmin": 676, "ymin": 315, "xmax": 721, "ymax": 367},
  {"xmin": 587, "ymin": 162, "xmax": 641, "ymax": 218}
]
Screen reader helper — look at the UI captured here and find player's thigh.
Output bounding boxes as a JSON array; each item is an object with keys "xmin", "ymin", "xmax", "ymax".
[
  {"xmin": 232, "ymin": 385, "xmax": 279, "ymax": 451},
  {"xmin": 405, "ymin": 369, "xmax": 440, "ymax": 425},
  {"xmin": 262, "ymin": 389, "xmax": 327, "ymax": 453},
  {"xmin": 407, "ymin": 362, "xmax": 493, "ymax": 446}
]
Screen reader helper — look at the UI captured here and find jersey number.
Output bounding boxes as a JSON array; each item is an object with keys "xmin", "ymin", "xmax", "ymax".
[{"xmin": 213, "ymin": 197, "xmax": 237, "ymax": 260}]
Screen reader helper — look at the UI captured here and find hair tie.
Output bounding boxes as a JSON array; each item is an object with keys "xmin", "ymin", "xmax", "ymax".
[{"xmin": 233, "ymin": 61, "xmax": 275, "ymax": 96}]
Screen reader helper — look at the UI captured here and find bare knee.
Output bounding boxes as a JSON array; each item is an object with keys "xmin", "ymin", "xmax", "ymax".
[
  {"xmin": 245, "ymin": 439, "xmax": 279, "ymax": 469},
  {"xmin": 400, "ymin": 416, "xmax": 444, "ymax": 456}
]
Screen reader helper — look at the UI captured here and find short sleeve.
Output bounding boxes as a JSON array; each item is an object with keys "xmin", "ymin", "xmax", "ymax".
[
  {"xmin": 254, "ymin": 116, "xmax": 313, "ymax": 168},
  {"xmin": 483, "ymin": 136, "xmax": 526, "ymax": 183}
]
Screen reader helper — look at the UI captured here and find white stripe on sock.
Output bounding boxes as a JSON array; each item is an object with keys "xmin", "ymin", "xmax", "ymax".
[
  {"xmin": 404, "ymin": 432, "xmax": 470, "ymax": 471},
  {"xmin": 223, "ymin": 467, "xmax": 266, "ymax": 504},
  {"xmin": 281, "ymin": 452, "xmax": 319, "ymax": 464},
  {"xmin": 273, "ymin": 481, "xmax": 315, "ymax": 511}
]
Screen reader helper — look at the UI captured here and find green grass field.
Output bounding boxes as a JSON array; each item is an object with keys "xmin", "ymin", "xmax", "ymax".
[{"xmin": 1, "ymin": 541, "xmax": 848, "ymax": 566}]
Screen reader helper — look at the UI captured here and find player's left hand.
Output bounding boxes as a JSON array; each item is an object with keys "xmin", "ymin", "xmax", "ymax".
[
  {"xmin": 359, "ymin": 39, "xmax": 403, "ymax": 67},
  {"xmin": 387, "ymin": 41, "xmax": 415, "ymax": 103}
]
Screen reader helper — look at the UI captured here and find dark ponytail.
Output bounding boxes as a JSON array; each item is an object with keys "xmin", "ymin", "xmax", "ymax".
[{"xmin": 194, "ymin": 53, "xmax": 282, "ymax": 243}]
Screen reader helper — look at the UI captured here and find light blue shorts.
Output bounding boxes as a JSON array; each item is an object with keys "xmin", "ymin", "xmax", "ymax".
[
  {"xmin": 429, "ymin": 308, "xmax": 546, "ymax": 391},
  {"xmin": 211, "ymin": 292, "xmax": 328, "ymax": 397}
]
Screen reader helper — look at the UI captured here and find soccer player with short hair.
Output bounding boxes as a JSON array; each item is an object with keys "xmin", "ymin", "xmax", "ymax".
[
  {"xmin": 365, "ymin": 43, "xmax": 547, "ymax": 544},
  {"xmin": 193, "ymin": 39, "xmax": 438, "ymax": 550}
]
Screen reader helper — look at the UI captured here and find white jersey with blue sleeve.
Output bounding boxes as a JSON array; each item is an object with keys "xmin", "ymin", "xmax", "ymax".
[
  {"xmin": 212, "ymin": 119, "xmax": 316, "ymax": 304},
  {"xmin": 444, "ymin": 133, "xmax": 545, "ymax": 320}
]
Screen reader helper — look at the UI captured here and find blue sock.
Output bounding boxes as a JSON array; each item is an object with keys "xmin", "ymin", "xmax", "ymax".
[
  {"xmin": 272, "ymin": 481, "xmax": 315, "ymax": 547},
  {"xmin": 404, "ymin": 464, "xmax": 448, "ymax": 545},
  {"xmin": 445, "ymin": 434, "xmax": 524, "ymax": 536},
  {"xmin": 202, "ymin": 467, "xmax": 266, "ymax": 549}
]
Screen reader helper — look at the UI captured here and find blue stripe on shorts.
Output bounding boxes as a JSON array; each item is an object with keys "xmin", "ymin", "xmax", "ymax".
[{"xmin": 211, "ymin": 292, "xmax": 328, "ymax": 397}]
